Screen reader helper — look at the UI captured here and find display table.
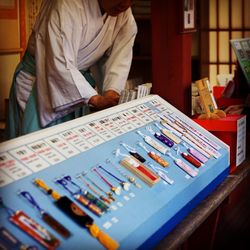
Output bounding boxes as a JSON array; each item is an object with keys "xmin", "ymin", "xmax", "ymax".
[
  {"xmin": 0, "ymin": 95, "xmax": 229, "ymax": 250},
  {"xmin": 155, "ymin": 153, "xmax": 250, "ymax": 250}
]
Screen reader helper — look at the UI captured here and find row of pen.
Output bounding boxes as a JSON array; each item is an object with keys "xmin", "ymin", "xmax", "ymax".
[
  {"xmin": 0, "ymin": 113, "xmax": 222, "ymax": 250},
  {"xmin": 115, "ymin": 111, "xmax": 222, "ymax": 187}
]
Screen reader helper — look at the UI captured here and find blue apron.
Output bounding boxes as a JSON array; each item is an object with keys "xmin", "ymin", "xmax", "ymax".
[{"xmin": 6, "ymin": 51, "xmax": 95, "ymax": 139}]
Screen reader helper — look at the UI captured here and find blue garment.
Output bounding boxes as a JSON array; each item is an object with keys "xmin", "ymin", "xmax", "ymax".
[{"xmin": 6, "ymin": 51, "xmax": 95, "ymax": 139}]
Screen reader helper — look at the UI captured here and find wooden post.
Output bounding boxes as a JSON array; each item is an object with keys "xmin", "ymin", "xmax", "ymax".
[{"xmin": 151, "ymin": 0, "xmax": 193, "ymax": 115}]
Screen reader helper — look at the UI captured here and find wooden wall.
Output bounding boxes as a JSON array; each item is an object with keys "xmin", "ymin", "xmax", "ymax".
[{"xmin": 0, "ymin": 0, "xmax": 26, "ymax": 121}]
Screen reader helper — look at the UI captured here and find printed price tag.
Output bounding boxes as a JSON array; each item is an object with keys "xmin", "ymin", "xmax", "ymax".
[
  {"xmin": 45, "ymin": 135, "xmax": 79, "ymax": 158},
  {"xmin": 103, "ymin": 221, "xmax": 112, "ymax": 229},
  {"xmin": 60, "ymin": 130, "xmax": 93, "ymax": 152},
  {"xmin": 111, "ymin": 217, "xmax": 119, "ymax": 223},
  {"xmin": 128, "ymin": 107, "xmax": 152, "ymax": 123},
  {"xmin": 9, "ymin": 146, "xmax": 49, "ymax": 172},
  {"xmin": 109, "ymin": 114, "xmax": 135, "ymax": 132},
  {"xmin": 87, "ymin": 121, "xmax": 116, "ymax": 141},
  {"xmin": 138, "ymin": 104, "xmax": 159, "ymax": 120},
  {"xmin": 74, "ymin": 125, "xmax": 104, "ymax": 146},
  {"xmin": 28, "ymin": 140, "xmax": 65, "ymax": 164},
  {"xmin": 0, "ymin": 152, "xmax": 32, "ymax": 180},
  {"xmin": 150, "ymin": 99, "xmax": 168, "ymax": 112},
  {"xmin": 98, "ymin": 118, "xmax": 125, "ymax": 136},
  {"xmin": 123, "ymin": 195, "xmax": 130, "ymax": 201},
  {"xmin": 120, "ymin": 110, "xmax": 144, "ymax": 128}
]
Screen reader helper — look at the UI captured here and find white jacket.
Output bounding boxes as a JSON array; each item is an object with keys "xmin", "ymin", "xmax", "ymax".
[{"xmin": 18, "ymin": 0, "xmax": 137, "ymax": 126}]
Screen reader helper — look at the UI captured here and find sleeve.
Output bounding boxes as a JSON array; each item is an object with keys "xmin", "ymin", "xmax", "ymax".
[
  {"xmin": 99, "ymin": 8, "xmax": 137, "ymax": 94},
  {"xmin": 37, "ymin": 2, "xmax": 97, "ymax": 113}
]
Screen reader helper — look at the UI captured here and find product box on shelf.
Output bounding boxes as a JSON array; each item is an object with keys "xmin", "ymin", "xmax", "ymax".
[
  {"xmin": 193, "ymin": 114, "xmax": 246, "ymax": 173},
  {"xmin": 0, "ymin": 95, "xmax": 229, "ymax": 250}
]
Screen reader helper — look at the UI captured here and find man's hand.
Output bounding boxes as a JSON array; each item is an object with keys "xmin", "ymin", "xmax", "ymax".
[
  {"xmin": 88, "ymin": 92, "xmax": 119, "ymax": 111},
  {"xmin": 103, "ymin": 90, "xmax": 120, "ymax": 104}
]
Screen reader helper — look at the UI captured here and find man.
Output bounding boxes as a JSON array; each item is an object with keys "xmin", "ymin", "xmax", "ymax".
[{"xmin": 7, "ymin": 0, "xmax": 137, "ymax": 138}]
